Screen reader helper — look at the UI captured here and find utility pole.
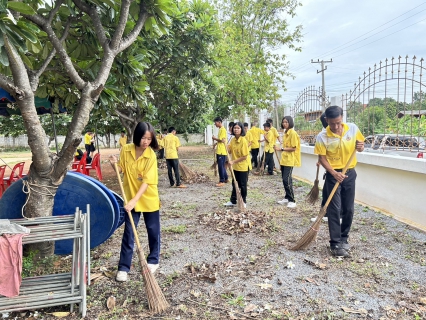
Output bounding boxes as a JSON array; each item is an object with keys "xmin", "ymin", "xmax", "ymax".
[{"xmin": 311, "ymin": 58, "xmax": 332, "ymax": 110}]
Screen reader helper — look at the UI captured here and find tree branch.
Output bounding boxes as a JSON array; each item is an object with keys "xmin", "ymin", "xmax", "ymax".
[
  {"xmin": 115, "ymin": 108, "xmax": 136, "ymax": 122},
  {"xmin": 47, "ymin": 0, "xmax": 65, "ymax": 24},
  {"xmin": 110, "ymin": 0, "xmax": 131, "ymax": 50},
  {"xmin": 0, "ymin": 74, "xmax": 16, "ymax": 95},
  {"xmin": 117, "ymin": 4, "xmax": 149, "ymax": 53},
  {"xmin": 24, "ymin": 13, "xmax": 86, "ymax": 90},
  {"xmin": 73, "ymin": 0, "xmax": 108, "ymax": 51}
]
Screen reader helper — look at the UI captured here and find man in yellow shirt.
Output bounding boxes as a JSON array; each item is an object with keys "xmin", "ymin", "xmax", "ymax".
[
  {"xmin": 212, "ymin": 117, "xmax": 228, "ymax": 186},
  {"xmin": 163, "ymin": 127, "xmax": 186, "ymax": 188},
  {"xmin": 261, "ymin": 122, "xmax": 275, "ymax": 175},
  {"xmin": 266, "ymin": 118, "xmax": 281, "ymax": 144},
  {"xmin": 314, "ymin": 106, "xmax": 365, "ymax": 258},
  {"xmin": 119, "ymin": 131, "xmax": 127, "ymax": 151},
  {"xmin": 249, "ymin": 122, "xmax": 262, "ymax": 168},
  {"xmin": 84, "ymin": 131, "xmax": 93, "ymax": 155}
]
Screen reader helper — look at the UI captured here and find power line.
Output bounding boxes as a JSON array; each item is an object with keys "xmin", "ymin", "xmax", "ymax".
[{"xmin": 288, "ymin": 2, "xmax": 426, "ymax": 72}]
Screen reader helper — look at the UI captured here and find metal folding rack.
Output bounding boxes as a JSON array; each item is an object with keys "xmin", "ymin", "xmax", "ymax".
[{"xmin": 0, "ymin": 205, "xmax": 90, "ymax": 317}]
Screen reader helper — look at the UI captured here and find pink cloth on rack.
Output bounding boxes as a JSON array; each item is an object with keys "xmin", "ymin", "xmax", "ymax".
[{"xmin": 0, "ymin": 233, "xmax": 25, "ymax": 297}]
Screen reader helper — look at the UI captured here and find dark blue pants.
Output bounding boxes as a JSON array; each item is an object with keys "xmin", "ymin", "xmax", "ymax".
[
  {"xmin": 118, "ymin": 210, "xmax": 160, "ymax": 272},
  {"xmin": 166, "ymin": 158, "xmax": 180, "ymax": 186},
  {"xmin": 216, "ymin": 155, "xmax": 228, "ymax": 182},
  {"xmin": 251, "ymin": 148, "xmax": 259, "ymax": 168},
  {"xmin": 324, "ymin": 169, "xmax": 357, "ymax": 246},
  {"xmin": 280, "ymin": 165, "xmax": 295, "ymax": 203},
  {"xmin": 264, "ymin": 152, "xmax": 274, "ymax": 174}
]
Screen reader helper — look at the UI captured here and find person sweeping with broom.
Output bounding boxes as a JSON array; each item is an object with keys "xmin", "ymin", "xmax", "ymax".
[
  {"xmin": 275, "ymin": 116, "xmax": 301, "ymax": 208},
  {"xmin": 109, "ymin": 122, "xmax": 162, "ymax": 282},
  {"xmin": 224, "ymin": 122, "xmax": 251, "ymax": 208},
  {"xmin": 314, "ymin": 106, "xmax": 364, "ymax": 258}
]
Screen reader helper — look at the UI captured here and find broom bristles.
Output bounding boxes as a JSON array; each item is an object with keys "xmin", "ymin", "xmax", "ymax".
[
  {"xmin": 137, "ymin": 250, "xmax": 170, "ymax": 313},
  {"xmin": 291, "ymin": 206, "xmax": 327, "ymax": 250},
  {"xmin": 306, "ymin": 179, "xmax": 320, "ymax": 204},
  {"xmin": 179, "ymin": 162, "xmax": 196, "ymax": 180}
]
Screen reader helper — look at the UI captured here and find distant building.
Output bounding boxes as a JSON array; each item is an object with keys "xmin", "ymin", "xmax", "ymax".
[{"xmin": 397, "ymin": 110, "xmax": 426, "ymax": 118}]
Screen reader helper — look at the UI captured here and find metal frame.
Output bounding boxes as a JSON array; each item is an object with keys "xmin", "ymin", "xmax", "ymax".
[{"xmin": 0, "ymin": 206, "xmax": 90, "ymax": 316}]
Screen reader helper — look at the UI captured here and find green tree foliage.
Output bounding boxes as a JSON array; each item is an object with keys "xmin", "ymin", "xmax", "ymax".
[{"xmin": 212, "ymin": 0, "xmax": 302, "ymax": 118}]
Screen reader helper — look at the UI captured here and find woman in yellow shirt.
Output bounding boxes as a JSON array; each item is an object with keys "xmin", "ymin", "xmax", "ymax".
[
  {"xmin": 274, "ymin": 116, "xmax": 301, "ymax": 208},
  {"xmin": 224, "ymin": 122, "xmax": 251, "ymax": 208},
  {"xmin": 109, "ymin": 122, "xmax": 161, "ymax": 282}
]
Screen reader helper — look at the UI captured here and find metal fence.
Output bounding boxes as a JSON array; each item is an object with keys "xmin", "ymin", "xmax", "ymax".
[{"xmin": 292, "ymin": 56, "xmax": 426, "ymax": 154}]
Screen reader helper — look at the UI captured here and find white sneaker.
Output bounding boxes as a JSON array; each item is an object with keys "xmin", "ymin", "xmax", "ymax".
[
  {"xmin": 243, "ymin": 202, "xmax": 247, "ymax": 208},
  {"xmin": 310, "ymin": 217, "xmax": 328, "ymax": 222},
  {"xmin": 287, "ymin": 202, "xmax": 297, "ymax": 208},
  {"xmin": 277, "ymin": 199, "xmax": 289, "ymax": 205},
  {"xmin": 147, "ymin": 263, "xmax": 159, "ymax": 274},
  {"xmin": 224, "ymin": 201, "xmax": 236, "ymax": 207},
  {"xmin": 116, "ymin": 271, "xmax": 128, "ymax": 282}
]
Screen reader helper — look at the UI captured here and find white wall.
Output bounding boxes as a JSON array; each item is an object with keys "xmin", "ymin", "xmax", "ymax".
[{"xmin": 289, "ymin": 146, "xmax": 426, "ymax": 231}]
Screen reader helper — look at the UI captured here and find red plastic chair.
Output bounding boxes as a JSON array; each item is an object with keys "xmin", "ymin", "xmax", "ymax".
[
  {"xmin": 0, "ymin": 165, "xmax": 7, "ymax": 197},
  {"xmin": 3, "ymin": 162, "xmax": 25, "ymax": 189},
  {"xmin": 70, "ymin": 152, "xmax": 88, "ymax": 173},
  {"xmin": 84, "ymin": 153, "xmax": 102, "ymax": 181}
]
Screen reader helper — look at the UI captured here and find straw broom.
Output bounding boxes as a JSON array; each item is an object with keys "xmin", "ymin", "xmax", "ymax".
[
  {"xmin": 209, "ymin": 146, "xmax": 218, "ymax": 176},
  {"xmin": 258, "ymin": 150, "xmax": 266, "ymax": 175},
  {"xmin": 305, "ymin": 164, "xmax": 320, "ymax": 204},
  {"xmin": 226, "ymin": 145, "xmax": 245, "ymax": 212},
  {"xmin": 179, "ymin": 161, "xmax": 196, "ymax": 180},
  {"xmin": 114, "ymin": 163, "xmax": 169, "ymax": 313},
  {"xmin": 291, "ymin": 149, "xmax": 357, "ymax": 250}
]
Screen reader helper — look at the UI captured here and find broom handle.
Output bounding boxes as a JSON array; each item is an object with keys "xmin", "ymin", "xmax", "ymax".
[
  {"xmin": 226, "ymin": 141, "xmax": 243, "ymax": 200},
  {"xmin": 314, "ymin": 163, "xmax": 320, "ymax": 180},
  {"xmin": 113, "ymin": 163, "xmax": 145, "ymax": 260},
  {"xmin": 323, "ymin": 149, "xmax": 357, "ymax": 209}
]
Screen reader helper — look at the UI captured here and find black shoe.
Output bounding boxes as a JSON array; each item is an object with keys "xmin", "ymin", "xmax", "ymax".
[
  {"xmin": 340, "ymin": 240, "xmax": 350, "ymax": 251},
  {"xmin": 330, "ymin": 245, "xmax": 349, "ymax": 258}
]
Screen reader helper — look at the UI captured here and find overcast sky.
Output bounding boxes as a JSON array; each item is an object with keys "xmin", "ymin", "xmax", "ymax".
[{"xmin": 279, "ymin": 0, "xmax": 426, "ymax": 106}]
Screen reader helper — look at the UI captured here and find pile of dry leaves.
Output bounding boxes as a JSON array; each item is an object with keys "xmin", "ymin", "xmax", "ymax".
[{"xmin": 199, "ymin": 209, "xmax": 268, "ymax": 234}]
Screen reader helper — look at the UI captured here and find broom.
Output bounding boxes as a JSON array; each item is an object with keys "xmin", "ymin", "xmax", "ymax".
[
  {"xmin": 226, "ymin": 147, "xmax": 245, "ymax": 212},
  {"xmin": 113, "ymin": 163, "xmax": 169, "ymax": 313},
  {"xmin": 209, "ymin": 146, "xmax": 218, "ymax": 176},
  {"xmin": 179, "ymin": 162, "xmax": 196, "ymax": 181},
  {"xmin": 291, "ymin": 149, "xmax": 357, "ymax": 250},
  {"xmin": 306, "ymin": 164, "xmax": 320, "ymax": 204}
]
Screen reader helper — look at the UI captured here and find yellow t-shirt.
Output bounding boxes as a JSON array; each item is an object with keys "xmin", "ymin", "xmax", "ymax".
[
  {"xmin": 271, "ymin": 126, "xmax": 279, "ymax": 142},
  {"xmin": 216, "ymin": 126, "xmax": 227, "ymax": 156},
  {"xmin": 156, "ymin": 134, "xmax": 164, "ymax": 150},
  {"xmin": 280, "ymin": 128, "xmax": 301, "ymax": 167},
  {"xmin": 264, "ymin": 130, "xmax": 275, "ymax": 153},
  {"xmin": 118, "ymin": 144, "xmax": 160, "ymax": 212},
  {"xmin": 249, "ymin": 126, "xmax": 262, "ymax": 149},
  {"xmin": 229, "ymin": 136, "xmax": 251, "ymax": 171},
  {"xmin": 84, "ymin": 133, "xmax": 92, "ymax": 145},
  {"xmin": 314, "ymin": 123, "xmax": 365, "ymax": 169},
  {"xmin": 163, "ymin": 134, "xmax": 181, "ymax": 159},
  {"xmin": 244, "ymin": 130, "xmax": 253, "ymax": 151},
  {"xmin": 119, "ymin": 136, "xmax": 127, "ymax": 148}
]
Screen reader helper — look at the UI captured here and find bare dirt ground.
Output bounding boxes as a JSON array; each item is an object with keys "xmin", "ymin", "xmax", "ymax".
[{"xmin": 4, "ymin": 146, "xmax": 426, "ymax": 320}]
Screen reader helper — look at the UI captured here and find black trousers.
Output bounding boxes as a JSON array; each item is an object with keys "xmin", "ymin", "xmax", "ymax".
[
  {"xmin": 324, "ymin": 169, "xmax": 357, "ymax": 246},
  {"xmin": 166, "ymin": 159, "xmax": 181, "ymax": 186},
  {"xmin": 158, "ymin": 148, "xmax": 164, "ymax": 159},
  {"xmin": 280, "ymin": 166, "xmax": 295, "ymax": 203},
  {"xmin": 264, "ymin": 152, "xmax": 274, "ymax": 174},
  {"xmin": 251, "ymin": 148, "xmax": 259, "ymax": 168},
  {"xmin": 230, "ymin": 170, "xmax": 249, "ymax": 204}
]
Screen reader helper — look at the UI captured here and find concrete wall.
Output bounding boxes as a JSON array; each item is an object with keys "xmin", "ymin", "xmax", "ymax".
[{"xmin": 291, "ymin": 146, "xmax": 426, "ymax": 231}]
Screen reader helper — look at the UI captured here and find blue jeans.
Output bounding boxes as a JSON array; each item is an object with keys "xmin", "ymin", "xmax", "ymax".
[
  {"xmin": 216, "ymin": 155, "xmax": 228, "ymax": 182},
  {"xmin": 118, "ymin": 210, "xmax": 160, "ymax": 272}
]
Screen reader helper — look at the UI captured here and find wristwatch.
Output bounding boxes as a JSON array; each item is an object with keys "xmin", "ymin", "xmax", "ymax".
[{"xmin": 281, "ymin": 148, "xmax": 284, "ymax": 151}]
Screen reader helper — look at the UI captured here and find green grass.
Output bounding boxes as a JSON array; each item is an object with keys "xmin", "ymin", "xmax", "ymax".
[{"xmin": 162, "ymin": 224, "xmax": 187, "ymax": 234}]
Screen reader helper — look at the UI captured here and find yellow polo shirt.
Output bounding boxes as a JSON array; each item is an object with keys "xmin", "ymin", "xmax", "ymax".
[
  {"xmin": 216, "ymin": 126, "xmax": 227, "ymax": 156},
  {"xmin": 118, "ymin": 144, "xmax": 160, "ymax": 212},
  {"xmin": 280, "ymin": 128, "xmax": 301, "ymax": 167},
  {"xmin": 244, "ymin": 130, "xmax": 253, "ymax": 151},
  {"xmin": 229, "ymin": 136, "xmax": 251, "ymax": 171},
  {"xmin": 84, "ymin": 133, "xmax": 91, "ymax": 145},
  {"xmin": 156, "ymin": 134, "xmax": 164, "ymax": 150},
  {"xmin": 163, "ymin": 134, "xmax": 181, "ymax": 159},
  {"xmin": 264, "ymin": 131, "xmax": 275, "ymax": 153},
  {"xmin": 249, "ymin": 126, "xmax": 262, "ymax": 149},
  {"xmin": 271, "ymin": 126, "xmax": 279, "ymax": 142},
  {"xmin": 119, "ymin": 136, "xmax": 127, "ymax": 148},
  {"xmin": 314, "ymin": 123, "xmax": 364, "ymax": 169}
]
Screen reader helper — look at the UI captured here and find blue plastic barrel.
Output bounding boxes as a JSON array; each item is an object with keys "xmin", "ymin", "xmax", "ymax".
[{"xmin": 0, "ymin": 172, "xmax": 116, "ymax": 254}]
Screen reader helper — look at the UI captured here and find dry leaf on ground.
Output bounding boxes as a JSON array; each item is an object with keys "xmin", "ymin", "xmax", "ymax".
[{"xmin": 107, "ymin": 296, "xmax": 116, "ymax": 310}]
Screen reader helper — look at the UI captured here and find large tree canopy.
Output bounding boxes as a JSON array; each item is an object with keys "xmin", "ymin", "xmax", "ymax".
[{"xmin": 0, "ymin": 0, "xmax": 174, "ymax": 257}]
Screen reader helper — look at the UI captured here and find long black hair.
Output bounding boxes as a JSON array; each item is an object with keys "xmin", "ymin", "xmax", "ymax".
[
  {"xmin": 232, "ymin": 122, "xmax": 246, "ymax": 137},
  {"xmin": 133, "ymin": 122, "xmax": 159, "ymax": 150},
  {"xmin": 281, "ymin": 116, "xmax": 294, "ymax": 132}
]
